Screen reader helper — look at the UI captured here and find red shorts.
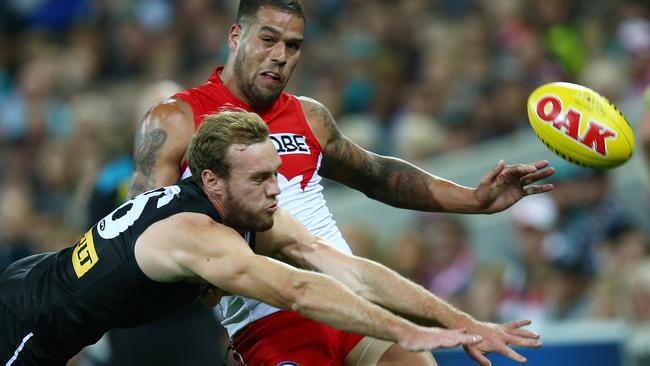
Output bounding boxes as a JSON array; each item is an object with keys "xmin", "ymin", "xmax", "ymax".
[{"xmin": 232, "ymin": 310, "xmax": 364, "ymax": 366}]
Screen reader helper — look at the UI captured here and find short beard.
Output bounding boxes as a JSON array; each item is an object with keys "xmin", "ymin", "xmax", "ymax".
[
  {"xmin": 233, "ymin": 50, "xmax": 282, "ymax": 111},
  {"xmin": 222, "ymin": 187, "xmax": 274, "ymax": 232}
]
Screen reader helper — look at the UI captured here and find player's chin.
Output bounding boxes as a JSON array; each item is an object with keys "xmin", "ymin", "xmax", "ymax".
[
  {"xmin": 256, "ymin": 215, "xmax": 274, "ymax": 232},
  {"xmin": 258, "ymin": 82, "xmax": 283, "ymax": 97}
]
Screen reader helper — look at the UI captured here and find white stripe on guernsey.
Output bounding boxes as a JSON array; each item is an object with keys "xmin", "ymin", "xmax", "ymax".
[{"xmin": 5, "ymin": 332, "xmax": 33, "ymax": 366}]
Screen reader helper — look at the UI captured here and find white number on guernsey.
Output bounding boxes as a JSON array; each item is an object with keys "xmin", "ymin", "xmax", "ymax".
[{"xmin": 97, "ymin": 185, "xmax": 180, "ymax": 239}]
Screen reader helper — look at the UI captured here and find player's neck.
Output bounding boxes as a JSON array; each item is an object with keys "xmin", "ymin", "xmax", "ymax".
[{"xmin": 220, "ymin": 64, "xmax": 252, "ymax": 106}]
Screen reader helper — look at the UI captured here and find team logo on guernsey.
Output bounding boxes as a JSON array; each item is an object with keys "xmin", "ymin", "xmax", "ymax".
[
  {"xmin": 72, "ymin": 229, "xmax": 99, "ymax": 278},
  {"xmin": 276, "ymin": 362, "xmax": 299, "ymax": 366},
  {"xmin": 270, "ymin": 133, "xmax": 310, "ymax": 155}
]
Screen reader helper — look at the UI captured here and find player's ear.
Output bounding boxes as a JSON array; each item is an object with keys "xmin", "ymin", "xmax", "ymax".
[
  {"xmin": 228, "ymin": 24, "xmax": 242, "ymax": 52},
  {"xmin": 202, "ymin": 170, "xmax": 225, "ymax": 196}
]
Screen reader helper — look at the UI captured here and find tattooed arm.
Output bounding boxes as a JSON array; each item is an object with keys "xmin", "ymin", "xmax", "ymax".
[
  {"xmin": 299, "ymin": 97, "xmax": 554, "ymax": 214},
  {"xmin": 128, "ymin": 99, "xmax": 195, "ymax": 198}
]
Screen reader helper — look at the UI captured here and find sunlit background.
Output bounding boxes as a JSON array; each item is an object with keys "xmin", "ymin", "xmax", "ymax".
[{"xmin": 1, "ymin": 0, "xmax": 650, "ymax": 365}]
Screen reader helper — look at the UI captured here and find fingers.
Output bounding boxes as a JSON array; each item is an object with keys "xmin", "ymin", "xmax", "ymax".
[
  {"xmin": 507, "ymin": 327, "xmax": 540, "ymax": 339},
  {"xmin": 520, "ymin": 166, "xmax": 555, "ymax": 185},
  {"xmin": 507, "ymin": 336, "xmax": 543, "ymax": 348},
  {"xmin": 506, "ymin": 164, "xmax": 537, "ymax": 177},
  {"xmin": 503, "ymin": 319, "xmax": 533, "ymax": 328},
  {"xmin": 524, "ymin": 184, "xmax": 554, "ymax": 195},
  {"xmin": 502, "ymin": 319, "xmax": 543, "ymax": 349},
  {"xmin": 483, "ymin": 159, "xmax": 505, "ymax": 182},
  {"xmin": 505, "ymin": 330, "xmax": 543, "ymax": 348},
  {"xmin": 499, "ymin": 160, "xmax": 555, "ymax": 182},
  {"xmin": 533, "ymin": 160, "xmax": 550, "ymax": 169},
  {"xmin": 464, "ymin": 345, "xmax": 492, "ymax": 366},
  {"xmin": 498, "ymin": 345, "xmax": 527, "ymax": 363}
]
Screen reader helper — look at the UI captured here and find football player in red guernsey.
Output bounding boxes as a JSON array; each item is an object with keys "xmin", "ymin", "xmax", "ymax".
[{"xmin": 128, "ymin": 1, "xmax": 553, "ymax": 365}]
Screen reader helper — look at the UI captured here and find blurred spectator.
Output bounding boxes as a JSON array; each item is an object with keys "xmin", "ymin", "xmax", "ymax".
[
  {"xmin": 0, "ymin": 183, "xmax": 35, "ymax": 270},
  {"xmin": 622, "ymin": 260, "xmax": 650, "ymax": 366},
  {"xmin": 590, "ymin": 222, "xmax": 648, "ymax": 319},
  {"xmin": 544, "ymin": 252, "xmax": 594, "ymax": 321},
  {"xmin": 549, "ymin": 164, "xmax": 632, "ymax": 263},
  {"xmin": 391, "ymin": 83, "xmax": 448, "ymax": 160},
  {"xmin": 463, "ymin": 264, "xmax": 504, "ymax": 323},
  {"xmin": 417, "ymin": 214, "xmax": 476, "ymax": 306},
  {"xmin": 499, "ymin": 194, "xmax": 558, "ymax": 323},
  {"xmin": 340, "ymin": 221, "xmax": 381, "ymax": 260},
  {"xmin": 642, "ymin": 85, "xmax": 650, "ymax": 182},
  {"xmin": 387, "ymin": 228, "xmax": 428, "ymax": 283},
  {"xmin": 618, "ymin": 15, "xmax": 650, "ymax": 97}
]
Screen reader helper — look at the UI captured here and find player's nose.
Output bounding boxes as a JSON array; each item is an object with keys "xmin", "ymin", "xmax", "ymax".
[
  {"xmin": 270, "ymin": 43, "xmax": 287, "ymax": 67},
  {"xmin": 267, "ymin": 175, "xmax": 281, "ymax": 196}
]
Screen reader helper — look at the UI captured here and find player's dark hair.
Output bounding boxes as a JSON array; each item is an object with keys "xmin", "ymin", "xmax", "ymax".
[
  {"xmin": 236, "ymin": 0, "xmax": 305, "ymax": 28},
  {"xmin": 188, "ymin": 110, "xmax": 269, "ymax": 184}
]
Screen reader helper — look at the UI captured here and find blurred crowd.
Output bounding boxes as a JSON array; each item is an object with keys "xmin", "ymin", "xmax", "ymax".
[{"xmin": 1, "ymin": 0, "xmax": 650, "ymax": 365}]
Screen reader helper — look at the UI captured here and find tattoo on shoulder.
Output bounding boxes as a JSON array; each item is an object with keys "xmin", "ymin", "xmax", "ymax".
[
  {"xmin": 134, "ymin": 128, "xmax": 167, "ymax": 174},
  {"xmin": 315, "ymin": 103, "xmax": 342, "ymax": 144},
  {"xmin": 130, "ymin": 128, "xmax": 167, "ymax": 195},
  {"xmin": 306, "ymin": 101, "xmax": 351, "ymax": 168}
]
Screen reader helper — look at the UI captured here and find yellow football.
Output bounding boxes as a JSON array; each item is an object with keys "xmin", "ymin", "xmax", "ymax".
[{"xmin": 527, "ymin": 82, "xmax": 634, "ymax": 169}]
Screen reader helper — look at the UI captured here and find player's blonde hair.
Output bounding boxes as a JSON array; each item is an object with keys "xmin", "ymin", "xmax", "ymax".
[{"xmin": 188, "ymin": 110, "xmax": 269, "ymax": 183}]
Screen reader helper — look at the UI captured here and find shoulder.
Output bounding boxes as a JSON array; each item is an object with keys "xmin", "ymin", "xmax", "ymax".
[
  {"xmin": 145, "ymin": 98, "xmax": 194, "ymax": 132},
  {"xmin": 296, "ymin": 96, "xmax": 339, "ymax": 147},
  {"xmin": 154, "ymin": 212, "xmax": 241, "ymax": 251},
  {"xmin": 297, "ymin": 96, "xmax": 327, "ymax": 116},
  {"xmin": 136, "ymin": 98, "xmax": 195, "ymax": 149}
]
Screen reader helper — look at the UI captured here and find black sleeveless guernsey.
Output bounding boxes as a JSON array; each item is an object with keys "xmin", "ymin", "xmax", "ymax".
[{"xmin": 0, "ymin": 178, "xmax": 253, "ymax": 359}]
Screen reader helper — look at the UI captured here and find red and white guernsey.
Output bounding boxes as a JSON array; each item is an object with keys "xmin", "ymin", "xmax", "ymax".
[{"xmin": 175, "ymin": 67, "xmax": 350, "ymax": 337}]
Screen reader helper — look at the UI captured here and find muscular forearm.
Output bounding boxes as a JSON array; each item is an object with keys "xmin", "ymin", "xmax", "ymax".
[
  {"xmin": 209, "ymin": 252, "xmax": 414, "ymax": 343},
  {"xmin": 355, "ymin": 257, "xmax": 476, "ymax": 329},
  {"xmin": 312, "ymin": 98, "xmax": 486, "ymax": 213},
  {"xmin": 289, "ymin": 269, "xmax": 417, "ymax": 342},
  {"xmin": 338, "ymin": 154, "xmax": 481, "ymax": 213},
  {"xmin": 283, "ymin": 235, "xmax": 477, "ymax": 329}
]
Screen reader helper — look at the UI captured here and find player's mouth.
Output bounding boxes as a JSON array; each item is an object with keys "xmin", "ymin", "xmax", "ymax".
[
  {"xmin": 265, "ymin": 203, "xmax": 278, "ymax": 214},
  {"xmin": 260, "ymin": 71, "xmax": 282, "ymax": 84}
]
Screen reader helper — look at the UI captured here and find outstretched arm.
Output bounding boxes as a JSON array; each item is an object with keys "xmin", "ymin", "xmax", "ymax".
[
  {"xmin": 300, "ymin": 97, "xmax": 554, "ymax": 214},
  {"xmin": 128, "ymin": 99, "xmax": 195, "ymax": 198},
  {"xmin": 258, "ymin": 209, "xmax": 542, "ymax": 366},
  {"xmin": 139, "ymin": 213, "xmax": 480, "ymax": 352}
]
